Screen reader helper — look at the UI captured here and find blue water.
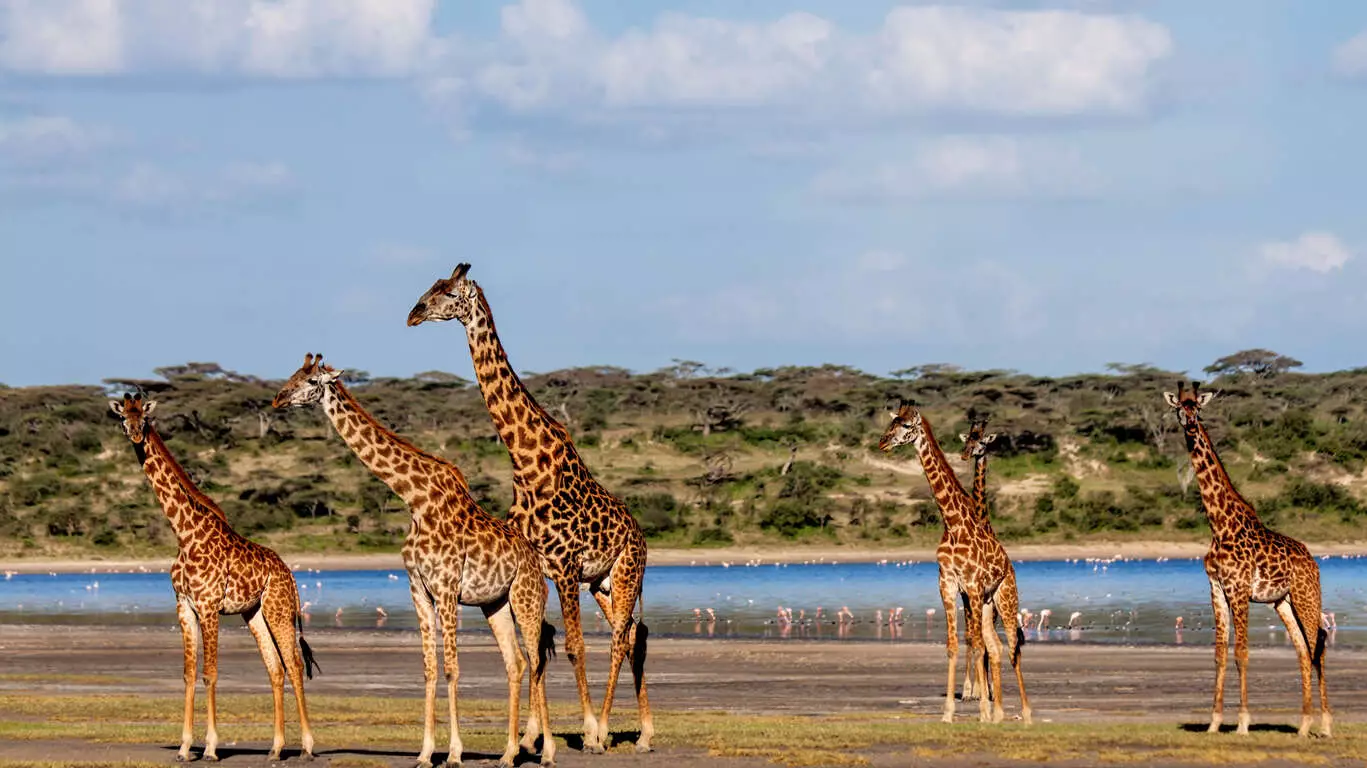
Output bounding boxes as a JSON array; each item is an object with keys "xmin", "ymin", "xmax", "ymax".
[{"xmin": 3, "ymin": 557, "xmax": 1365, "ymax": 648}]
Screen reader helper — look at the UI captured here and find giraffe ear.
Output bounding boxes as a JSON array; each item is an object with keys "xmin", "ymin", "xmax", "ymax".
[
  {"xmin": 1163, "ymin": 392, "xmax": 1180, "ymax": 408},
  {"xmin": 109, "ymin": 400, "xmax": 125, "ymax": 417},
  {"xmin": 143, "ymin": 400, "xmax": 157, "ymax": 416},
  {"xmin": 1196, "ymin": 391, "xmax": 1215, "ymax": 408},
  {"xmin": 888, "ymin": 411, "xmax": 899, "ymax": 420},
  {"xmin": 959, "ymin": 433, "xmax": 969, "ymax": 444},
  {"xmin": 982, "ymin": 433, "xmax": 998, "ymax": 444},
  {"xmin": 318, "ymin": 368, "xmax": 344, "ymax": 384}
]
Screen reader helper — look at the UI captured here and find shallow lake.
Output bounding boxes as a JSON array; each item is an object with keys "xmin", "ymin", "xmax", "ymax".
[{"xmin": 3, "ymin": 556, "xmax": 1363, "ymax": 648}]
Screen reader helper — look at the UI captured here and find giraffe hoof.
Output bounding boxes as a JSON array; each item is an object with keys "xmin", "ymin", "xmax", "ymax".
[
  {"xmin": 201, "ymin": 756, "xmax": 219, "ymax": 763},
  {"xmin": 582, "ymin": 742, "xmax": 606, "ymax": 755},
  {"xmin": 635, "ymin": 742, "xmax": 653, "ymax": 754},
  {"xmin": 298, "ymin": 751, "xmax": 316, "ymax": 762},
  {"xmin": 265, "ymin": 752, "xmax": 281, "ymax": 763},
  {"xmin": 416, "ymin": 761, "xmax": 433, "ymax": 768},
  {"xmin": 174, "ymin": 755, "xmax": 190, "ymax": 763}
]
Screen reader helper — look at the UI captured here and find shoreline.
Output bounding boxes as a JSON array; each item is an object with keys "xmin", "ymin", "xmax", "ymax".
[{"xmin": 5, "ymin": 539, "xmax": 1367, "ymax": 574}]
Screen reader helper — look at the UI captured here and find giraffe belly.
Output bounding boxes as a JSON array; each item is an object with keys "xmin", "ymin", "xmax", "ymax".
[{"xmin": 1250, "ymin": 574, "xmax": 1289, "ymax": 604}]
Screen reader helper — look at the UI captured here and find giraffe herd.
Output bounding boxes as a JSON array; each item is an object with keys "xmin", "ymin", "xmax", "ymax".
[{"xmin": 107, "ymin": 264, "xmax": 1334, "ymax": 766}]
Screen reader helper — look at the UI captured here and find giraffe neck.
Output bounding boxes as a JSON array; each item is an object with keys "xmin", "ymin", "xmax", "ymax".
[
  {"xmin": 1185, "ymin": 419, "xmax": 1259, "ymax": 533},
  {"xmin": 911, "ymin": 417, "xmax": 973, "ymax": 529},
  {"xmin": 971, "ymin": 453, "xmax": 989, "ymax": 518},
  {"xmin": 465, "ymin": 287, "xmax": 576, "ymax": 489},
  {"xmin": 320, "ymin": 381, "xmax": 468, "ymax": 510},
  {"xmin": 137, "ymin": 427, "xmax": 226, "ymax": 548}
]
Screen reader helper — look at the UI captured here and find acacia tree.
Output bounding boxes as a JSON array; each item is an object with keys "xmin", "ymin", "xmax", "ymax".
[{"xmin": 1204, "ymin": 349, "xmax": 1302, "ymax": 379}]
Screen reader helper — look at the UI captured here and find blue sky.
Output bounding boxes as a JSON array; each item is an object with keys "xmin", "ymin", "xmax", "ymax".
[{"xmin": 2, "ymin": 0, "xmax": 1366, "ymax": 387}]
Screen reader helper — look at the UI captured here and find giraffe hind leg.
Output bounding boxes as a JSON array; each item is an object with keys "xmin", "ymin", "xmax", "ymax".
[
  {"xmin": 595, "ymin": 546, "xmax": 653, "ymax": 753},
  {"xmin": 245, "ymin": 607, "xmax": 287, "ymax": 761},
  {"xmin": 263, "ymin": 578, "xmax": 316, "ymax": 759},
  {"xmin": 1287, "ymin": 578, "xmax": 1331, "ymax": 738}
]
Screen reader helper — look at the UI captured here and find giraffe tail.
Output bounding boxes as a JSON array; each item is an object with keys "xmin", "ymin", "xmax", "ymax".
[
  {"xmin": 539, "ymin": 620, "xmax": 558, "ymax": 668},
  {"xmin": 297, "ymin": 614, "xmax": 321, "ymax": 680},
  {"xmin": 1013, "ymin": 625, "xmax": 1025, "ymax": 667},
  {"xmin": 1312, "ymin": 626, "xmax": 1327, "ymax": 671}
]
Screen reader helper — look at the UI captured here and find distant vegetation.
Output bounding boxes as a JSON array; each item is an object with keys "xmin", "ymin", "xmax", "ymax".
[{"xmin": 3, "ymin": 349, "xmax": 1367, "ymax": 559}]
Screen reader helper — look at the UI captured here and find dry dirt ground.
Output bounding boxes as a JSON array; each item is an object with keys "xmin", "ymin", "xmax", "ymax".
[{"xmin": 0, "ymin": 625, "xmax": 1363, "ymax": 767}]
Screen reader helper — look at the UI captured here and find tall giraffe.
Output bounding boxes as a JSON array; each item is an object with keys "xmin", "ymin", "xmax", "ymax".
[
  {"xmin": 1164, "ymin": 382, "xmax": 1330, "ymax": 737},
  {"xmin": 407, "ymin": 264, "xmax": 653, "ymax": 754},
  {"xmin": 957, "ymin": 418, "xmax": 1001, "ymax": 701},
  {"xmin": 879, "ymin": 403, "xmax": 1030, "ymax": 725},
  {"xmin": 272, "ymin": 354, "xmax": 555, "ymax": 767},
  {"xmin": 109, "ymin": 393, "xmax": 317, "ymax": 762}
]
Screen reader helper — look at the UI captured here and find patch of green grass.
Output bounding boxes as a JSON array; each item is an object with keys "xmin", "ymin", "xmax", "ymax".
[{"xmin": 0, "ymin": 694, "xmax": 1361, "ymax": 767}]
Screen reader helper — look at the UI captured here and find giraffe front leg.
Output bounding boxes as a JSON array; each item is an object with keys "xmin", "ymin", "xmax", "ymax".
[
  {"xmin": 198, "ymin": 610, "xmax": 221, "ymax": 761},
  {"xmin": 437, "ymin": 596, "xmax": 468, "ymax": 768},
  {"xmin": 959, "ymin": 592, "xmax": 977, "ymax": 701},
  {"xmin": 409, "ymin": 580, "xmax": 441, "ymax": 768},
  {"xmin": 1230, "ymin": 596, "xmax": 1251, "ymax": 735},
  {"xmin": 939, "ymin": 582, "xmax": 959, "ymax": 724},
  {"xmin": 175, "ymin": 599, "xmax": 202, "ymax": 762},
  {"xmin": 1208, "ymin": 581, "xmax": 1231, "ymax": 733},
  {"xmin": 556, "ymin": 579, "xmax": 602, "ymax": 753}
]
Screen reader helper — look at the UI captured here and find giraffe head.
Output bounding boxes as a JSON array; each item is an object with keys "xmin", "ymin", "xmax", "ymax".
[
  {"xmin": 406, "ymin": 263, "xmax": 477, "ymax": 327},
  {"xmin": 1163, "ymin": 381, "xmax": 1215, "ymax": 441},
  {"xmin": 878, "ymin": 401, "xmax": 924, "ymax": 453},
  {"xmin": 109, "ymin": 392, "xmax": 157, "ymax": 444},
  {"xmin": 272, "ymin": 353, "xmax": 344, "ymax": 409},
  {"xmin": 959, "ymin": 419, "xmax": 997, "ymax": 461}
]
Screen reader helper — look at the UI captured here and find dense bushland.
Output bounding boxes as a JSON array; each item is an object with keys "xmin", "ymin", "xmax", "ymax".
[{"xmin": 3, "ymin": 350, "xmax": 1365, "ymax": 558}]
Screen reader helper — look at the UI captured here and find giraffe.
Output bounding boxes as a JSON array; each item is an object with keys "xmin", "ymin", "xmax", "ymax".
[
  {"xmin": 272, "ymin": 354, "xmax": 556, "ymax": 767},
  {"xmin": 1164, "ymin": 381, "xmax": 1330, "ymax": 737},
  {"xmin": 109, "ymin": 392, "xmax": 317, "ymax": 762},
  {"xmin": 407, "ymin": 264, "xmax": 653, "ymax": 754},
  {"xmin": 957, "ymin": 418, "xmax": 1000, "ymax": 701},
  {"xmin": 959, "ymin": 419, "xmax": 998, "ymax": 519},
  {"xmin": 879, "ymin": 402, "xmax": 1030, "ymax": 725}
]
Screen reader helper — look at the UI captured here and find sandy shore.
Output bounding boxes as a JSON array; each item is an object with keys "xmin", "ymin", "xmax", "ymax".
[{"xmin": 6, "ymin": 539, "xmax": 1367, "ymax": 574}]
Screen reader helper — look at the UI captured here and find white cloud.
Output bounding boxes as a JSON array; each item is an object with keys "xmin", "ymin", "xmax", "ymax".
[
  {"xmin": 811, "ymin": 136, "xmax": 1098, "ymax": 201},
  {"xmin": 0, "ymin": 0, "xmax": 439, "ymax": 77},
  {"xmin": 1260, "ymin": 232, "xmax": 1353, "ymax": 274},
  {"xmin": 1332, "ymin": 30, "xmax": 1367, "ymax": 79},
  {"xmin": 454, "ymin": 0, "xmax": 1172, "ymax": 134},
  {"xmin": 0, "ymin": 1, "xmax": 1175, "ymax": 143},
  {"xmin": 0, "ymin": 115, "xmax": 112, "ymax": 164}
]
